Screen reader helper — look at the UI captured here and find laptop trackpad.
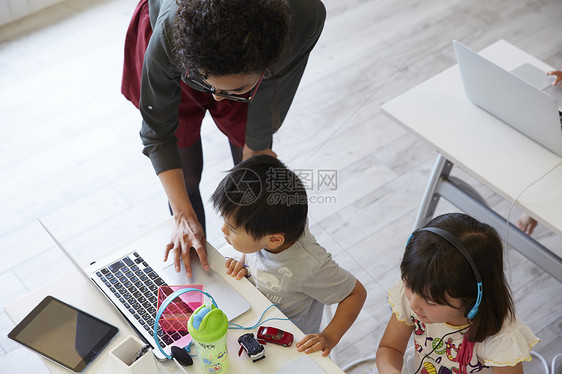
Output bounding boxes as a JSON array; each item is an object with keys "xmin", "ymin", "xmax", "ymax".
[
  {"xmin": 511, "ymin": 63, "xmax": 553, "ymax": 90},
  {"xmin": 162, "ymin": 260, "xmax": 250, "ymax": 322}
]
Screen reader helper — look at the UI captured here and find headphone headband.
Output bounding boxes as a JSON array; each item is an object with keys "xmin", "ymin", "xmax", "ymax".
[
  {"xmin": 153, "ymin": 288, "xmax": 218, "ymax": 360},
  {"xmin": 415, "ymin": 227, "xmax": 483, "ymax": 319},
  {"xmin": 418, "ymin": 227, "xmax": 481, "ymax": 283}
]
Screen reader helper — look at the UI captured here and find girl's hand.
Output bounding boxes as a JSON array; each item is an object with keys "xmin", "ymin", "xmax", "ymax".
[
  {"xmin": 377, "ymin": 314, "xmax": 414, "ymax": 374},
  {"xmin": 546, "ymin": 70, "xmax": 562, "ymax": 87},
  {"xmin": 296, "ymin": 332, "xmax": 336, "ymax": 357},
  {"xmin": 225, "ymin": 255, "xmax": 248, "ymax": 279},
  {"xmin": 164, "ymin": 212, "xmax": 209, "ymax": 279}
]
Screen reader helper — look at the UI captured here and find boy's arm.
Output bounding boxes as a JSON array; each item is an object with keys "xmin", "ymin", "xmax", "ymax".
[
  {"xmin": 376, "ymin": 314, "xmax": 414, "ymax": 374},
  {"xmin": 296, "ymin": 279, "xmax": 367, "ymax": 356}
]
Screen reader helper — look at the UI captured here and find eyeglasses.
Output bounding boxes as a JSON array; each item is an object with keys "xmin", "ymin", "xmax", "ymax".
[{"xmin": 183, "ymin": 70, "xmax": 266, "ymax": 103}]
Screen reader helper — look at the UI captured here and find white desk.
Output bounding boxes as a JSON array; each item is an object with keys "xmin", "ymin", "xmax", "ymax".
[
  {"xmin": 381, "ymin": 39, "xmax": 562, "ymax": 282},
  {"xmin": 4, "ymin": 222, "xmax": 345, "ymax": 374}
]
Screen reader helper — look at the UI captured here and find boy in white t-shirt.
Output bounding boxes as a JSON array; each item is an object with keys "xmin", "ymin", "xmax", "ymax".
[{"xmin": 211, "ymin": 155, "xmax": 366, "ymax": 357}]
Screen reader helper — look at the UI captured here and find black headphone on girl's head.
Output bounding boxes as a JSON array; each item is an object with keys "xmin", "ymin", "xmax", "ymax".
[{"xmin": 411, "ymin": 227, "xmax": 483, "ymax": 319}]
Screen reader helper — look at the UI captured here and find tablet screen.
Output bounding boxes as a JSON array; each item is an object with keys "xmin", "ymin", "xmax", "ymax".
[{"xmin": 8, "ymin": 296, "xmax": 118, "ymax": 372}]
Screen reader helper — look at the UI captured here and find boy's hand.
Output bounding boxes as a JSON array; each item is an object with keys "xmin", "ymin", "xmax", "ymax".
[
  {"xmin": 225, "ymin": 255, "xmax": 248, "ymax": 280},
  {"xmin": 298, "ymin": 280, "xmax": 366, "ymax": 358},
  {"xmin": 296, "ymin": 333, "xmax": 336, "ymax": 357}
]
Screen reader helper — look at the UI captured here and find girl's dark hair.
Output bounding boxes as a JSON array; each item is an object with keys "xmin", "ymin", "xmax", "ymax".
[
  {"xmin": 211, "ymin": 155, "xmax": 307, "ymax": 244},
  {"xmin": 173, "ymin": 0, "xmax": 290, "ymax": 76},
  {"xmin": 401, "ymin": 213, "xmax": 515, "ymax": 342}
]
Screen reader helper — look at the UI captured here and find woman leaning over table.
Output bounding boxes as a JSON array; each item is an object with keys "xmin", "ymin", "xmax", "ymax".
[{"xmin": 121, "ymin": 0, "xmax": 326, "ymax": 278}]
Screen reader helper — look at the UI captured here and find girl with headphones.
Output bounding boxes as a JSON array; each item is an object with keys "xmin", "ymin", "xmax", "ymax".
[{"xmin": 377, "ymin": 213, "xmax": 538, "ymax": 374}]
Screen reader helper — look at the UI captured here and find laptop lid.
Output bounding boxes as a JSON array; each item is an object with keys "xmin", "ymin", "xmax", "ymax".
[{"xmin": 453, "ymin": 40, "xmax": 562, "ymax": 157}]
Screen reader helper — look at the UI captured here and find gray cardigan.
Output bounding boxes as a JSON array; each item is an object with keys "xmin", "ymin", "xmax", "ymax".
[{"xmin": 140, "ymin": 0, "xmax": 326, "ymax": 174}]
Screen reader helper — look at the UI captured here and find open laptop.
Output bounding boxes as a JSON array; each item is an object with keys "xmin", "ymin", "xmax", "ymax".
[
  {"xmin": 39, "ymin": 219, "xmax": 250, "ymax": 361},
  {"xmin": 453, "ymin": 40, "xmax": 562, "ymax": 157}
]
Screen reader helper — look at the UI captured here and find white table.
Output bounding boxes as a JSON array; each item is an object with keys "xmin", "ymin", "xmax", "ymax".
[
  {"xmin": 4, "ymin": 221, "xmax": 345, "ymax": 374},
  {"xmin": 381, "ymin": 39, "xmax": 562, "ymax": 282}
]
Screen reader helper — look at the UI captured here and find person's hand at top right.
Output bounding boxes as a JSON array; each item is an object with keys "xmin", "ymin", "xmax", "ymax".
[{"xmin": 546, "ymin": 70, "xmax": 562, "ymax": 87}]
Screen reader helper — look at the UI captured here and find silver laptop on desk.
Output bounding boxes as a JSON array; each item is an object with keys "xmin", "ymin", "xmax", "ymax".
[
  {"xmin": 39, "ymin": 220, "xmax": 250, "ymax": 361},
  {"xmin": 453, "ymin": 40, "xmax": 562, "ymax": 157}
]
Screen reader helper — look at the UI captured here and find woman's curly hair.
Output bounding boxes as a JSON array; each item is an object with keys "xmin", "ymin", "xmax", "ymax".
[{"xmin": 173, "ymin": 0, "xmax": 290, "ymax": 76}]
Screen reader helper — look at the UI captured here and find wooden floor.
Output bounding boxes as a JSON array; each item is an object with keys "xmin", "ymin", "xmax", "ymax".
[{"xmin": 1, "ymin": 0, "xmax": 562, "ymax": 373}]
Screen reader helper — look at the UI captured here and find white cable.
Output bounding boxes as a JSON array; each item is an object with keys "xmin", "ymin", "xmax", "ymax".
[
  {"xmin": 552, "ymin": 353, "xmax": 562, "ymax": 374},
  {"xmin": 530, "ymin": 351, "xmax": 549, "ymax": 374},
  {"xmin": 504, "ymin": 161, "xmax": 562, "ymax": 251},
  {"xmin": 504, "ymin": 161, "xmax": 562, "ymax": 281}
]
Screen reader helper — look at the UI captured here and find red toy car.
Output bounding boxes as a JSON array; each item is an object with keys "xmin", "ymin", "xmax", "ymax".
[{"xmin": 257, "ymin": 326, "xmax": 294, "ymax": 347}]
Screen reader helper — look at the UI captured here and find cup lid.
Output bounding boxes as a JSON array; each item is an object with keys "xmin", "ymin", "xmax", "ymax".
[{"xmin": 188, "ymin": 305, "xmax": 228, "ymax": 342}]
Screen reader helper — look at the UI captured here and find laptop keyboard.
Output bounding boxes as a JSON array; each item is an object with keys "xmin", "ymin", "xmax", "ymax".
[{"xmin": 95, "ymin": 252, "xmax": 188, "ymax": 348}]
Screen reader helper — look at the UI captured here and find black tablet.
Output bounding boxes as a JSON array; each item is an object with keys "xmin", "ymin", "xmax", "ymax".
[{"xmin": 8, "ymin": 296, "xmax": 119, "ymax": 372}]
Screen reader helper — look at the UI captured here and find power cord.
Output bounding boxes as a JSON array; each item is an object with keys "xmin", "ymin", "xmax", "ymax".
[
  {"xmin": 504, "ymin": 161, "xmax": 562, "ymax": 255},
  {"xmin": 228, "ymin": 304, "xmax": 296, "ymax": 330}
]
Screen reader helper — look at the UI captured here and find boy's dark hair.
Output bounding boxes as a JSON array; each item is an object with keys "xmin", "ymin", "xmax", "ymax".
[
  {"xmin": 173, "ymin": 0, "xmax": 290, "ymax": 76},
  {"xmin": 401, "ymin": 213, "xmax": 515, "ymax": 343},
  {"xmin": 211, "ymin": 155, "xmax": 307, "ymax": 244}
]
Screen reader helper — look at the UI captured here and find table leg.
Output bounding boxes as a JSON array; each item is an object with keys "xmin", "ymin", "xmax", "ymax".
[
  {"xmin": 413, "ymin": 154, "xmax": 452, "ymax": 229},
  {"xmin": 415, "ymin": 155, "xmax": 562, "ymax": 282}
]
